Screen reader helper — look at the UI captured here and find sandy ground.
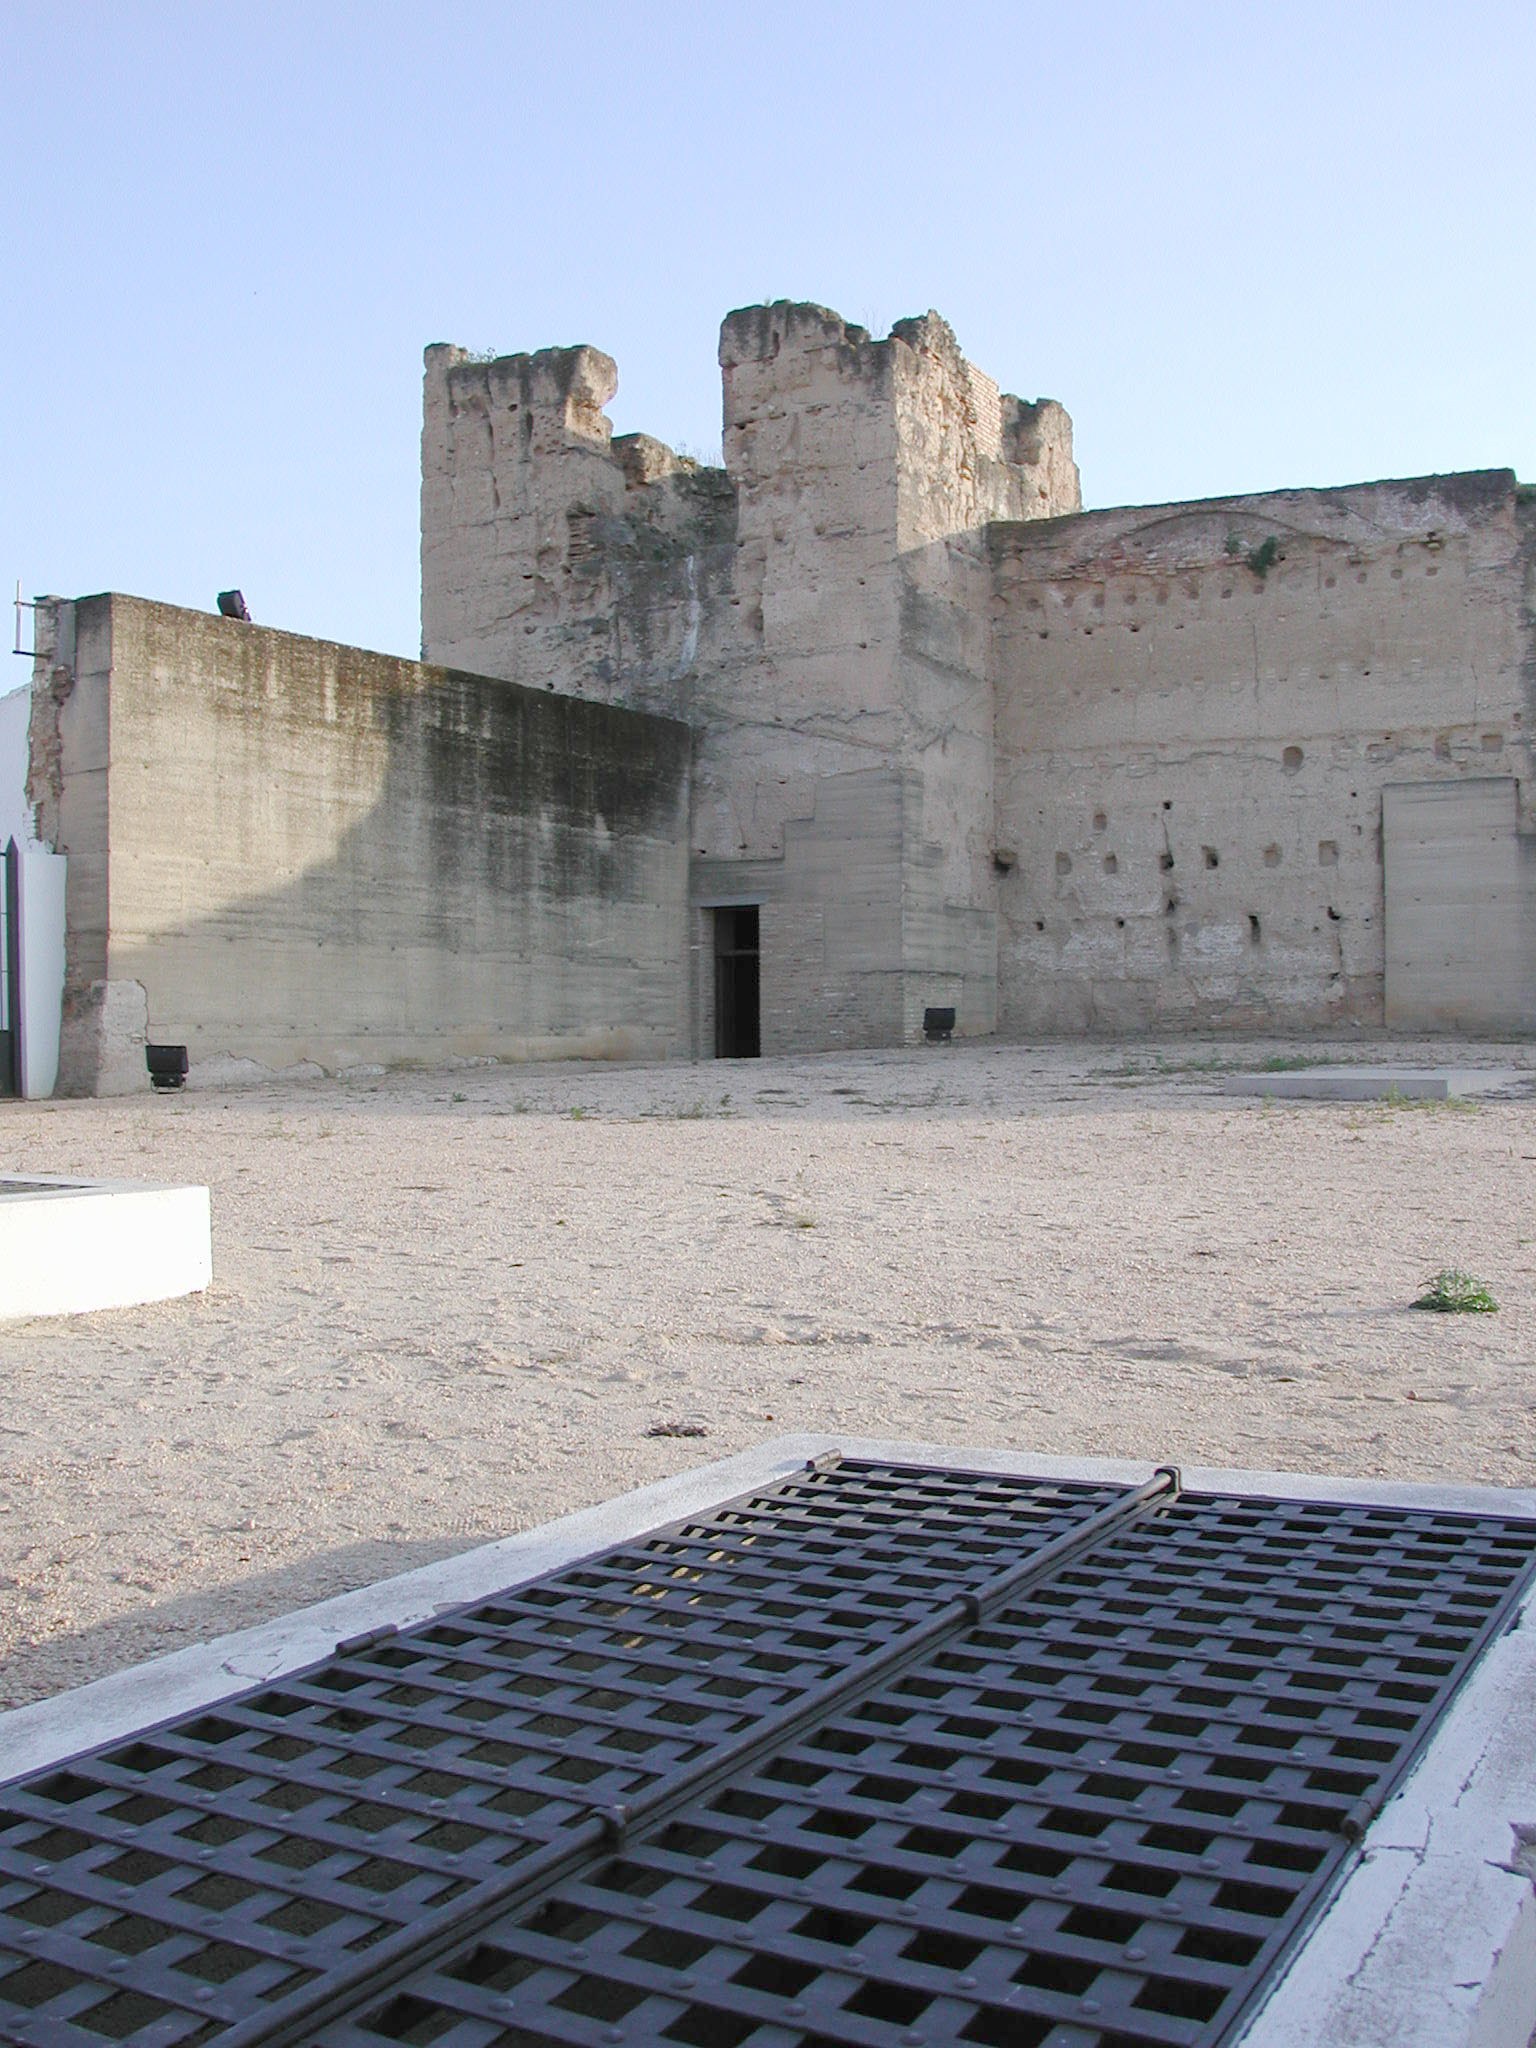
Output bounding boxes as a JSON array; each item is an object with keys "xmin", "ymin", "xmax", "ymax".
[{"xmin": 0, "ymin": 1034, "xmax": 1532, "ymax": 1712}]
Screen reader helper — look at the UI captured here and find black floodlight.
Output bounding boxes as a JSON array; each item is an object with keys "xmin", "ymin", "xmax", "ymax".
[
  {"xmin": 146, "ymin": 1043, "xmax": 189, "ymax": 1090},
  {"xmin": 217, "ymin": 589, "xmax": 251, "ymax": 621}
]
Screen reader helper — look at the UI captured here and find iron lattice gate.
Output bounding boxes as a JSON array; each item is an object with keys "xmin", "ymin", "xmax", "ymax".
[{"xmin": 2, "ymin": 1457, "xmax": 1535, "ymax": 2048}]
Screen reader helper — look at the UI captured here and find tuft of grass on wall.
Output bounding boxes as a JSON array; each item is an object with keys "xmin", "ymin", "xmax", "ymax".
[{"xmin": 1410, "ymin": 1269, "xmax": 1498, "ymax": 1313}]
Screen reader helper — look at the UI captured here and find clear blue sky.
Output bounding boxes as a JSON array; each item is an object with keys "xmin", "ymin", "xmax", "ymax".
[{"xmin": 4, "ymin": 0, "xmax": 1532, "ymax": 664}]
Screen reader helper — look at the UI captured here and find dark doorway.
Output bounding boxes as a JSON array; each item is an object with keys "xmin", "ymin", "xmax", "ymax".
[
  {"xmin": 713, "ymin": 905, "xmax": 760, "ymax": 1058},
  {"xmin": 0, "ymin": 841, "xmax": 18, "ymax": 1096}
]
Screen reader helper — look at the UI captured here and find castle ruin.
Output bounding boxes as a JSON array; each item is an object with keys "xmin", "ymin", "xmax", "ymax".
[{"xmin": 26, "ymin": 302, "xmax": 1536, "ymax": 1091}]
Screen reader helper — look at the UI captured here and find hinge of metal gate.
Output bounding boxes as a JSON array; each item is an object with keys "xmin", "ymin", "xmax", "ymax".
[
  {"xmin": 1340, "ymin": 1795, "xmax": 1382, "ymax": 1843},
  {"xmin": 333, "ymin": 1623, "xmax": 398, "ymax": 1657}
]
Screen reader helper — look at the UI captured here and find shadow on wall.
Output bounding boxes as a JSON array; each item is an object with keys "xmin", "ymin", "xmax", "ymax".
[{"xmin": 42, "ymin": 601, "xmax": 693, "ymax": 1095}]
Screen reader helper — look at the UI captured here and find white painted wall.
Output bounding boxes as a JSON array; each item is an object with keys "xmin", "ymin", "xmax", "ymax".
[
  {"xmin": 16, "ymin": 845, "xmax": 65, "ymax": 1097},
  {"xmin": 0, "ymin": 678, "xmax": 66, "ymax": 1095},
  {"xmin": 0, "ymin": 682, "xmax": 32, "ymax": 845}
]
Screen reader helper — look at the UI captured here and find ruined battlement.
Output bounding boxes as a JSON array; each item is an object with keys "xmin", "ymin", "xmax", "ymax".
[
  {"xmin": 421, "ymin": 300, "xmax": 1079, "ymax": 698},
  {"xmin": 427, "ymin": 340, "xmax": 619, "ymax": 446}
]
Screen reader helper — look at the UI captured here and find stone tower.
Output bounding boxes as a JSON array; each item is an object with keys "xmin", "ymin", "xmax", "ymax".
[{"xmin": 421, "ymin": 301, "xmax": 1079, "ymax": 1053}]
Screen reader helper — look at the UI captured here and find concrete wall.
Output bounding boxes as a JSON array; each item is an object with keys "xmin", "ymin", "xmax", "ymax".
[
  {"xmin": 30, "ymin": 596, "xmax": 692, "ymax": 1093},
  {"xmin": 990, "ymin": 474, "xmax": 1536, "ymax": 1036}
]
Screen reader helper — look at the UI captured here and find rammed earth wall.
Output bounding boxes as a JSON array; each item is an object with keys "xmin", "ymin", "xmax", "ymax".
[
  {"xmin": 989, "ymin": 474, "xmax": 1536, "ymax": 1035},
  {"xmin": 422, "ymin": 303, "xmax": 1081, "ymax": 1054}
]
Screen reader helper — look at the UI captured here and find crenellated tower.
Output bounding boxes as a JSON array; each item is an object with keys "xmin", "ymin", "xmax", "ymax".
[{"xmin": 420, "ymin": 301, "xmax": 1079, "ymax": 1054}]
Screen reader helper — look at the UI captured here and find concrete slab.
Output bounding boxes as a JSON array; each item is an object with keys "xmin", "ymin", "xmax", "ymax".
[
  {"xmin": 1225, "ymin": 1065, "xmax": 1530, "ymax": 1101},
  {"xmin": 0, "ymin": 1173, "xmax": 211, "ymax": 1318},
  {"xmin": 3, "ymin": 1438, "xmax": 1534, "ymax": 2046}
]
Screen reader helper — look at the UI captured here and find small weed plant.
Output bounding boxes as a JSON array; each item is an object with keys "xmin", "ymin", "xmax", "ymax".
[
  {"xmin": 1411, "ymin": 1269, "xmax": 1498, "ymax": 1314},
  {"xmin": 1383, "ymin": 1086, "xmax": 1477, "ymax": 1115}
]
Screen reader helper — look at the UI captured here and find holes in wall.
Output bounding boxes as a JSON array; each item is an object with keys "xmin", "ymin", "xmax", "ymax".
[
  {"xmin": 1263, "ymin": 844, "xmax": 1281, "ymax": 868},
  {"xmin": 1162, "ymin": 799, "xmax": 1173, "ymax": 810},
  {"xmin": 1093, "ymin": 811, "xmax": 1108, "ymax": 832},
  {"xmin": 1159, "ymin": 852, "xmax": 1174, "ymax": 872},
  {"xmin": 1248, "ymin": 914, "xmax": 1262, "ymax": 945},
  {"xmin": 1035, "ymin": 920, "xmax": 1045, "ymax": 933},
  {"xmin": 1318, "ymin": 841, "xmax": 1339, "ymax": 867},
  {"xmin": 1115, "ymin": 917, "xmax": 1126, "ymax": 928},
  {"xmin": 1164, "ymin": 894, "xmax": 1179, "ymax": 917},
  {"xmin": 1434, "ymin": 733, "xmax": 1452, "ymax": 762},
  {"xmin": 1482, "ymin": 732, "xmax": 1504, "ymax": 752},
  {"xmin": 1055, "ymin": 853, "xmax": 1073, "ymax": 877},
  {"xmin": 1202, "ymin": 846, "xmax": 1219, "ymax": 869},
  {"xmin": 1103, "ymin": 853, "xmax": 1119, "ymax": 875},
  {"xmin": 1326, "ymin": 906, "xmax": 1341, "ymax": 922},
  {"xmin": 1282, "ymin": 746, "xmax": 1304, "ymax": 775}
]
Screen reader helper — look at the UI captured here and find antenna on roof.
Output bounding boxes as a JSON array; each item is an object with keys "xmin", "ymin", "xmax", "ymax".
[{"xmin": 12, "ymin": 581, "xmax": 37, "ymax": 658}]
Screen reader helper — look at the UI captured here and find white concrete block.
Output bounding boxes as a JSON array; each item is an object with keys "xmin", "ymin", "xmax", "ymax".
[
  {"xmin": 0, "ymin": 1175, "xmax": 211, "ymax": 1318},
  {"xmin": 1225, "ymin": 1066, "xmax": 1530, "ymax": 1100}
]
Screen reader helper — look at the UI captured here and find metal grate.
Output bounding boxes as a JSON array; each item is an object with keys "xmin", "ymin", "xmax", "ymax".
[{"xmin": 2, "ymin": 1460, "xmax": 1534, "ymax": 2048}]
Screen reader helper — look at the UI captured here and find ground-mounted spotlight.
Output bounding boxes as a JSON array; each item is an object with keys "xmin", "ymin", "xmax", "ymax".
[{"xmin": 146, "ymin": 1043, "xmax": 189, "ymax": 1091}]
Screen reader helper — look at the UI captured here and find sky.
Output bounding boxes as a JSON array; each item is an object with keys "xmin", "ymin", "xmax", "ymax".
[{"xmin": 3, "ymin": 0, "xmax": 1533, "ymax": 666}]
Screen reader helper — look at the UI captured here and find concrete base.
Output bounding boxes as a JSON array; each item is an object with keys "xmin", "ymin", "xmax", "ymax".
[
  {"xmin": 2, "ymin": 1440, "xmax": 1534, "ymax": 2046},
  {"xmin": 0, "ymin": 1174, "xmax": 211, "ymax": 1318},
  {"xmin": 1226, "ymin": 1065, "xmax": 1529, "ymax": 1101}
]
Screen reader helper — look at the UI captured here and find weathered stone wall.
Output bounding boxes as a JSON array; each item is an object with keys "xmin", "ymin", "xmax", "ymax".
[
  {"xmin": 990, "ymin": 474, "xmax": 1536, "ymax": 1035},
  {"xmin": 421, "ymin": 341, "xmax": 738, "ymax": 714},
  {"xmin": 40, "ymin": 298, "xmax": 1525, "ymax": 1085},
  {"xmin": 422, "ymin": 301, "xmax": 1080, "ymax": 1053},
  {"xmin": 31, "ymin": 596, "xmax": 691, "ymax": 1092}
]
